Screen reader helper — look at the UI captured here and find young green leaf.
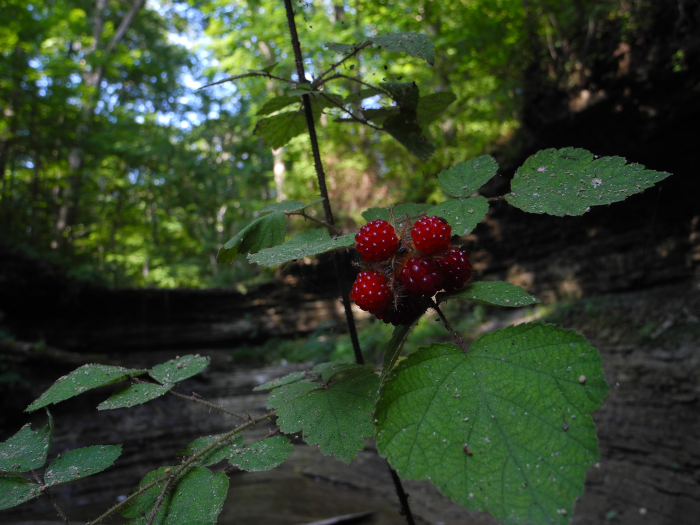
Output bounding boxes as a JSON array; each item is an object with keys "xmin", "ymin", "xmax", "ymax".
[
  {"xmin": 506, "ymin": 148, "xmax": 671, "ymax": 216},
  {"xmin": 44, "ymin": 445, "xmax": 122, "ymax": 486},
  {"xmin": 149, "ymin": 354, "xmax": 210, "ymax": 385},
  {"xmin": 26, "ymin": 365, "xmax": 144, "ymax": 412},
  {"xmin": 217, "ymin": 212, "xmax": 286, "ymax": 264},
  {"xmin": 416, "ymin": 92, "xmax": 457, "ymax": 124},
  {"xmin": 376, "ymin": 323, "xmax": 609, "ymax": 525},
  {"xmin": 97, "ymin": 383, "xmax": 173, "ymax": 411},
  {"xmin": 255, "ymin": 95, "xmax": 299, "ymax": 116},
  {"xmin": 370, "ymin": 33, "xmax": 436, "ymax": 66},
  {"xmin": 437, "ymin": 281, "xmax": 540, "ymax": 307},
  {"xmin": 178, "ymin": 433, "xmax": 244, "ymax": 467},
  {"xmin": 429, "ymin": 196, "xmax": 489, "ymax": 236},
  {"xmin": 438, "ymin": 156, "xmax": 499, "ymax": 198},
  {"xmin": 0, "ymin": 475, "xmax": 40, "ymax": 510},
  {"xmin": 229, "ymin": 436, "xmax": 294, "ymax": 472},
  {"xmin": 265, "ymin": 369, "xmax": 379, "ymax": 464},
  {"xmin": 260, "ymin": 197, "xmax": 324, "ymax": 215},
  {"xmin": 248, "ymin": 229, "xmax": 355, "ymax": 268},
  {"xmin": 0, "ymin": 411, "xmax": 53, "ymax": 472}
]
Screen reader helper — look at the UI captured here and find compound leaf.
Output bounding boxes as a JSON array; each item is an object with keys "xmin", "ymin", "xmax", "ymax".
[
  {"xmin": 416, "ymin": 92, "xmax": 457, "ymax": 124},
  {"xmin": 0, "ymin": 475, "xmax": 40, "ymax": 510},
  {"xmin": 229, "ymin": 436, "xmax": 294, "ymax": 472},
  {"xmin": 45, "ymin": 445, "xmax": 122, "ymax": 486},
  {"xmin": 437, "ymin": 281, "xmax": 540, "ymax": 307},
  {"xmin": 375, "ymin": 323, "xmax": 609, "ymax": 525},
  {"xmin": 260, "ymin": 197, "xmax": 324, "ymax": 215},
  {"xmin": 178, "ymin": 433, "xmax": 244, "ymax": 467},
  {"xmin": 506, "ymin": 148, "xmax": 671, "ymax": 216},
  {"xmin": 265, "ymin": 369, "xmax": 379, "ymax": 464},
  {"xmin": 429, "ymin": 196, "xmax": 489, "ymax": 236},
  {"xmin": 27, "ymin": 365, "xmax": 144, "ymax": 412},
  {"xmin": 248, "ymin": 229, "xmax": 355, "ymax": 267},
  {"xmin": 438, "ymin": 156, "xmax": 499, "ymax": 198},
  {"xmin": 149, "ymin": 354, "xmax": 210, "ymax": 385},
  {"xmin": 370, "ymin": 33, "xmax": 435, "ymax": 65},
  {"xmin": 217, "ymin": 212, "xmax": 286, "ymax": 264},
  {"xmin": 97, "ymin": 383, "xmax": 173, "ymax": 411},
  {"xmin": 253, "ymin": 371, "xmax": 308, "ymax": 392},
  {"xmin": 0, "ymin": 411, "xmax": 53, "ymax": 472}
]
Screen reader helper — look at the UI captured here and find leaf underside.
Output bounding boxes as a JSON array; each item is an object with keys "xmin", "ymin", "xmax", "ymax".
[
  {"xmin": 248, "ymin": 229, "xmax": 355, "ymax": 267},
  {"xmin": 437, "ymin": 281, "xmax": 540, "ymax": 307},
  {"xmin": 217, "ymin": 211, "xmax": 286, "ymax": 264}
]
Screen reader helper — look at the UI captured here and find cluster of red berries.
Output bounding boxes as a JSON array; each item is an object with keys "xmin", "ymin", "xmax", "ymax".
[{"xmin": 350, "ymin": 216, "xmax": 472, "ymax": 325}]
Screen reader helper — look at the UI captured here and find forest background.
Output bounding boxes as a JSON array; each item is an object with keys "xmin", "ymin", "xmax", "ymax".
[{"xmin": 2, "ymin": 0, "xmax": 696, "ymax": 291}]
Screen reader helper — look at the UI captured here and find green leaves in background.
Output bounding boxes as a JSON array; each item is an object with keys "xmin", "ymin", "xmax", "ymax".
[
  {"xmin": 44, "ymin": 445, "xmax": 122, "ymax": 486},
  {"xmin": 437, "ymin": 281, "xmax": 540, "ymax": 307},
  {"xmin": 265, "ymin": 368, "xmax": 379, "ymax": 464},
  {"xmin": 253, "ymin": 371, "xmax": 308, "ymax": 392},
  {"xmin": 217, "ymin": 211, "xmax": 286, "ymax": 264},
  {"xmin": 255, "ymin": 95, "xmax": 299, "ymax": 116},
  {"xmin": 438, "ymin": 156, "xmax": 499, "ymax": 198},
  {"xmin": 248, "ymin": 229, "xmax": 355, "ymax": 267},
  {"xmin": 507, "ymin": 148, "xmax": 671, "ymax": 216},
  {"xmin": 429, "ymin": 196, "xmax": 489, "ymax": 236},
  {"xmin": 26, "ymin": 365, "xmax": 144, "ymax": 412},
  {"xmin": 0, "ymin": 411, "xmax": 53, "ymax": 472},
  {"xmin": 370, "ymin": 32, "xmax": 436, "ymax": 65},
  {"xmin": 122, "ymin": 466, "xmax": 228, "ymax": 525},
  {"xmin": 254, "ymin": 109, "xmax": 309, "ymax": 149},
  {"xmin": 375, "ymin": 323, "xmax": 608, "ymax": 525},
  {"xmin": 260, "ymin": 198, "xmax": 324, "ymax": 214},
  {"xmin": 97, "ymin": 383, "xmax": 173, "ymax": 411},
  {"xmin": 416, "ymin": 92, "xmax": 457, "ymax": 124},
  {"xmin": 149, "ymin": 354, "xmax": 210, "ymax": 385},
  {"xmin": 0, "ymin": 475, "xmax": 40, "ymax": 510},
  {"xmin": 383, "ymin": 118, "xmax": 436, "ymax": 161}
]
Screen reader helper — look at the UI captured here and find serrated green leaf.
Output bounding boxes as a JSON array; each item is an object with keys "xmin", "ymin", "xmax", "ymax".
[
  {"xmin": 260, "ymin": 197, "xmax": 324, "ymax": 215},
  {"xmin": 0, "ymin": 475, "xmax": 40, "ymax": 510},
  {"xmin": 506, "ymin": 148, "xmax": 671, "ymax": 216},
  {"xmin": 416, "ymin": 92, "xmax": 457, "ymax": 124},
  {"xmin": 256, "ymin": 95, "xmax": 299, "ymax": 116},
  {"xmin": 361, "ymin": 203, "xmax": 431, "ymax": 223},
  {"xmin": 429, "ymin": 196, "xmax": 489, "ymax": 236},
  {"xmin": 254, "ymin": 109, "xmax": 308, "ymax": 149},
  {"xmin": 229, "ymin": 436, "xmax": 293, "ymax": 472},
  {"xmin": 379, "ymin": 81, "xmax": 419, "ymax": 110},
  {"xmin": 45, "ymin": 445, "xmax": 121, "ymax": 486},
  {"xmin": 376, "ymin": 323, "xmax": 609, "ymax": 525},
  {"xmin": 178, "ymin": 433, "xmax": 244, "ymax": 467},
  {"xmin": 313, "ymin": 360, "xmax": 368, "ymax": 384},
  {"xmin": 97, "ymin": 383, "xmax": 172, "ymax": 411},
  {"xmin": 26, "ymin": 365, "xmax": 144, "ymax": 412},
  {"xmin": 266, "ymin": 369, "xmax": 379, "ymax": 464},
  {"xmin": 0, "ymin": 411, "xmax": 53, "ymax": 472},
  {"xmin": 253, "ymin": 371, "xmax": 308, "ymax": 392},
  {"xmin": 149, "ymin": 354, "xmax": 210, "ymax": 385},
  {"xmin": 324, "ymin": 42, "xmax": 357, "ymax": 54},
  {"xmin": 217, "ymin": 212, "xmax": 286, "ymax": 264},
  {"xmin": 437, "ymin": 281, "xmax": 540, "ymax": 307},
  {"xmin": 122, "ymin": 466, "xmax": 228, "ymax": 525},
  {"xmin": 248, "ymin": 229, "xmax": 355, "ymax": 268},
  {"xmin": 383, "ymin": 116, "xmax": 436, "ymax": 161},
  {"xmin": 370, "ymin": 33, "xmax": 435, "ymax": 65},
  {"xmin": 438, "ymin": 156, "xmax": 499, "ymax": 198}
]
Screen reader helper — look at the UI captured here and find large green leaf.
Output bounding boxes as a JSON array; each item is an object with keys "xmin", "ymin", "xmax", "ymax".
[
  {"xmin": 248, "ymin": 229, "xmax": 355, "ymax": 267},
  {"xmin": 229, "ymin": 436, "xmax": 294, "ymax": 472},
  {"xmin": 438, "ymin": 156, "xmax": 499, "ymax": 198},
  {"xmin": 178, "ymin": 433, "xmax": 244, "ymax": 467},
  {"xmin": 44, "ymin": 445, "xmax": 122, "ymax": 485},
  {"xmin": 255, "ymin": 95, "xmax": 299, "ymax": 116},
  {"xmin": 429, "ymin": 196, "xmax": 489, "ymax": 236},
  {"xmin": 437, "ymin": 281, "xmax": 540, "ymax": 307},
  {"xmin": 217, "ymin": 212, "xmax": 286, "ymax": 264},
  {"xmin": 26, "ymin": 365, "xmax": 144, "ymax": 412},
  {"xmin": 266, "ymin": 369, "xmax": 379, "ymax": 464},
  {"xmin": 506, "ymin": 148, "xmax": 671, "ymax": 216},
  {"xmin": 416, "ymin": 92, "xmax": 457, "ymax": 124},
  {"xmin": 375, "ymin": 323, "xmax": 609, "ymax": 525},
  {"xmin": 370, "ymin": 33, "xmax": 435, "ymax": 65},
  {"xmin": 259, "ymin": 197, "xmax": 324, "ymax": 215},
  {"xmin": 97, "ymin": 383, "xmax": 173, "ymax": 411},
  {"xmin": 149, "ymin": 354, "xmax": 210, "ymax": 385},
  {"xmin": 0, "ymin": 475, "xmax": 40, "ymax": 510},
  {"xmin": 383, "ymin": 116, "xmax": 436, "ymax": 161},
  {"xmin": 0, "ymin": 411, "xmax": 53, "ymax": 472},
  {"xmin": 254, "ymin": 110, "xmax": 307, "ymax": 149}
]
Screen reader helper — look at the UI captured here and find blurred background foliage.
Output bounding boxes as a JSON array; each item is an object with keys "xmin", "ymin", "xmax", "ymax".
[{"xmin": 0, "ymin": 0, "xmax": 695, "ymax": 288}]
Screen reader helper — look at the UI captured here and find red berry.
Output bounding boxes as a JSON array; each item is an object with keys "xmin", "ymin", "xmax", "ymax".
[
  {"xmin": 399, "ymin": 256, "xmax": 444, "ymax": 297},
  {"xmin": 376, "ymin": 297, "xmax": 422, "ymax": 326},
  {"xmin": 436, "ymin": 248, "xmax": 472, "ymax": 291},
  {"xmin": 350, "ymin": 271, "xmax": 391, "ymax": 314},
  {"xmin": 411, "ymin": 216, "xmax": 452, "ymax": 254},
  {"xmin": 355, "ymin": 219, "xmax": 399, "ymax": 262}
]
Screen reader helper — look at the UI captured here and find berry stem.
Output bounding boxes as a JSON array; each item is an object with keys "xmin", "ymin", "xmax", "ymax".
[{"xmin": 430, "ymin": 299, "xmax": 470, "ymax": 355}]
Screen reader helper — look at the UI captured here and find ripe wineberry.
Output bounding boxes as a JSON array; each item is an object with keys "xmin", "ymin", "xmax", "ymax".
[
  {"xmin": 350, "ymin": 271, "xmax": 391, "ymax": 314},
  {"xmin": 411, "ymin": 216, "xmax": 452, "ymax": 255},
  {"xmin": 399, "ymin": 256, "xmax": 444, "ymax": 297},
  {"xmin": 355, "ymin": 219, "xmax": 399, "ymax": 262},
  {"xmin": 436, "ymin": 248, "xmax": 472, "ymax": 291}
]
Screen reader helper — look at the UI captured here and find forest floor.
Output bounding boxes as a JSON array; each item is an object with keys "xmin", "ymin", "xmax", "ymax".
[{"xmin": 2, "ymin": 281, "xmax": 698, "ymax": 525}]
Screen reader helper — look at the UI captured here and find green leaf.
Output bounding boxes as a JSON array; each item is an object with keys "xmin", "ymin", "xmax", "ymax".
[
  {"xmin": 122, "ymin": 467, "xmax": 228, "ymax": 525},
  {"xmin": 149, "ymin": 354, "xmax": 210, "ymax": 385},
  {"xmin": 97, "ymin": 383, "xmax": 173, "ymax": 411},
  {"xmin": 254, "ymin": 110, "xmax": 308, "ymax": 149},
  {"xmin": 437, "ymin": 281, "xmax": 540, "ymax": 307},
  {"xmin": 438, "ymin": 156, "xmax": 499, "ymax": 198},
  {"xmin": 369, "ymin": 33, "xmax": 436, "ymax": 66},
  {"xmin": 260, "ymin": 197, "xmax": 324, "ymax": 214},
  {"xmin": 45, "ymin": 445, "xmax": 122, "ymax": 486},
  {"xmin": 360, "ymin": 107, "xmax": 400, "ymax": 124},
  {"xmin": 383, "ymin": 116, "xmax": 436, "ymax": 161},
  {"xmin": 416, "ymin": 92, "xmax": 457, "ymax": 124},
  {"xmin": 0, "ymin": 411, "xmax": 53, "ymax": 472},
  {"xmin": 361, "ymin": 203, "xmax": 431, "ymax": 223},
  {"xmin": 266, "ymin": 369, "xmax": 379, "ymax": 464},
  {"xmin": 324, "ymin": 42, "xmax": 357, "ymax": 54},
  {"xmin": 255, "ymin": 95, "xmax": 299, "ymax": 116},
  {"xmin": 178, "ymin": 433, "xmax": 244, "ymax": 467},
  {"xmin": 313, "ymin": 360, "xmax": 366, "ymax": 384},
  {"xmin": 248, "ymin": 62, "xmax": 279, "ymax": 74},
  {"xmin": 253, "ymin": 371, "xmax": 308, "ymax": 392},
  {"xmin": 229, "ymin": 436, "xmax": 294, "ymax": 472},
  {"xmin": 344, "ymin": 87, "xmax": 383, "ymax": 104},
  {"xmin": 26, "ymin": 365, "xmax": 144, "ymax": 412},
  {"xmin": 217, "ymin": 212, "xmax": 286, "ymax": 264},
  {"xmin": 506, "ymin": 148, "xmax": 671, "ymax": 216},
  {"xmin": 429, "ymin": 196, "xmax": 489, "ymax": 236},
  {"xmin": 0, "ymin": 475, "xmax": 40, "ymax": 510},
  {"xmin": 248, "ymin": 229, "xmax": 355, "ymax": 268},
  {"xmin": 375, "ymin": 323, "xmax": 609, "ymax": 525},
  {"xmin": 379, "ymin": 81, "xmax": 419, "ymax": 110}
]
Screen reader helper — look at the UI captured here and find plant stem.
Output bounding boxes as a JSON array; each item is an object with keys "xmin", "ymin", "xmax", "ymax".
[
  {"xmin": 388, "ymin": 465, "xmax": 416, "ymax": 525},
  {"xmin": 431, "ymin": 299, "xmax": 469, "ymax": 354},
  {"xmin": 31, "ymin": 469, "xmax": 71, "ymax": 525}
]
